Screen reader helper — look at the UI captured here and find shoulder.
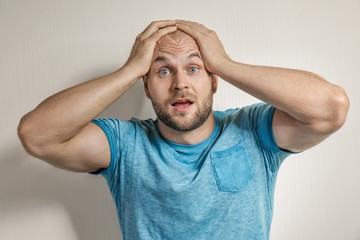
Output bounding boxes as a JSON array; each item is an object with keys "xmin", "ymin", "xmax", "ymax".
[
  {"xmin": 91, "ymin": 117, "xmax": 159, "ymax": 145},
  {"xmin": 92, "ymin": 117, "xmax": 157, "ymax": 131},
  {"xmin": 214, "ymin": 102, "xmax": 273, "ymax": 126},
  {"xmin": 212, "ymin": 103, "xmax": 288, "ymax": 157}
]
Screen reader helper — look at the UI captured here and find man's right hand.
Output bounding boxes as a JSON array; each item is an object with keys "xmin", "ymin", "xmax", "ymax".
[
  {"xmin": 17, "ymin": 20, "xmax": 177, "ymax": 173},
  {"xmin": 125, "ymin": 20, "xmax": 177, "ymax": 78}
]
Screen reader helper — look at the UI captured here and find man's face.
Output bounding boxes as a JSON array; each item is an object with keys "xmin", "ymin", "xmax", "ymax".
[{"xmin": 144, "ymin": 30, "xmax": 217, "ymax": 132}]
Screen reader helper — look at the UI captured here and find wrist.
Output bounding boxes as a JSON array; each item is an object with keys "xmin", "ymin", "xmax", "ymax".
[
  {"xmin": 212, "ymin": 58, "xmax": 237, "ymax": 79},
  {"xmin": 116, "ymin": 63, "xmax": 145, "ymax": 82}
]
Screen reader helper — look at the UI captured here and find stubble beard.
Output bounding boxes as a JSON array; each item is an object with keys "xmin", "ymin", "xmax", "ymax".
[{"xmin": 151, "ymin": 91, "xmax": 213, "ymax": 132}]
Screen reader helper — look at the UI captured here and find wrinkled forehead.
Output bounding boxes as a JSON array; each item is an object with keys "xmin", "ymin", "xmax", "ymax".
[{"xmin": 153, "ymin": 30, "xmax": 200, "ymax": 59}]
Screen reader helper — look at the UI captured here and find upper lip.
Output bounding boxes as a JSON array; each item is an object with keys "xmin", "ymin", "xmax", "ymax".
[{"xmin": 171, "ymin": 98, "xmax": 194, "ymax": 105}]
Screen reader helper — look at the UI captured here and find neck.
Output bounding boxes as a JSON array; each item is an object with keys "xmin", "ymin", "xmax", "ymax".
[{"xmin": 158, "ymin": 112, "xmax": 216, "ymax": 145}]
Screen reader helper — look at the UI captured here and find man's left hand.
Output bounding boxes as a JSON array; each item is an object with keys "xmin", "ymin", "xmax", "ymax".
[{"xmin": 175, "ymin": 20, "xmax": 231, "ymax": 75}]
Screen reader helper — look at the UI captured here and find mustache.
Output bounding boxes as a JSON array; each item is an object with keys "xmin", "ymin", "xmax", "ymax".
[{"xmin": 167, "ymin": 91, "xmax": 196, "ymax": 104}]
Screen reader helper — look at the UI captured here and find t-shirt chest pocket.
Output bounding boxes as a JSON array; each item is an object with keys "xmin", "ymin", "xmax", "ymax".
[{"xmin": 210, "ymin": 143, "xmax": 253, "ymax": 192}]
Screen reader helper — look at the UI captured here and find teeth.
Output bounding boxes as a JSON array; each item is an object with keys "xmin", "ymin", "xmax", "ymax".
[{"xmin": 174, "ymin": 100, "xmax": 190, "ymax": 104}]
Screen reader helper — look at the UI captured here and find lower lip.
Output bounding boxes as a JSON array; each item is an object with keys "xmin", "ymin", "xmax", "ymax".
[{"xmin": 172, "ymin": 103, "xmax": 193, "ymax": 112}]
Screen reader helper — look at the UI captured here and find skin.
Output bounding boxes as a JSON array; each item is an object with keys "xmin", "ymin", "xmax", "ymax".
[
  {"xmin": 175, "ymin": 20, "xmax": 350, "ymax": 152},
  {"xmin": 17, "ymin": 20, "xmax": 349, "ymax": 173},
  {"xmin": 17, "ymin": 20, "xmax": 179, "ymax": 171},
  {"xmin": 144, "ymin": 30, "xmax": 218, "ymax": 144}
]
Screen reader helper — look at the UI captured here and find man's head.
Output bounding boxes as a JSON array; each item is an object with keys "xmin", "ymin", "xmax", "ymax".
[{"xmin": 143, "ymin": 30, "xmax": 218, "ymax": 132}]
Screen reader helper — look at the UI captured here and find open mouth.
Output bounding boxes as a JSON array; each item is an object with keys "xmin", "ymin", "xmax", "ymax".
[{"xmin": 171, "ymin": 98, "xmax": 194, "ymax": 110}]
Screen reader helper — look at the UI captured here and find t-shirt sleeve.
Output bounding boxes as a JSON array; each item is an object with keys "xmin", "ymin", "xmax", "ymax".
[
  {"xmin": 89, "ymin": 118, "xmax": 130, "ymax": 179},
  {"xmin": 246, "ymin": 102, "xmax": 294, "ymax": 172}
]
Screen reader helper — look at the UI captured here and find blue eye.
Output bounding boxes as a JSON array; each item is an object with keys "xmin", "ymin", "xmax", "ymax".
[
  {"xmin": 159, "ymin": 69, "xmax": 170, "ymax": 76},
  {"xmin": 189, "ymin": 67, "xmax": 198, "ymax": 73}
]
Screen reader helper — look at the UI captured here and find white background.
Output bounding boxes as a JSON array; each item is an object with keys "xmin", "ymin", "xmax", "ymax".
[{"xmin": 1, "ymin": 0, "xmax": 359, "ymax": 239}]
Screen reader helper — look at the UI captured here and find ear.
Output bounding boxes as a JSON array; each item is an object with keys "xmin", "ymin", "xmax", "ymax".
[
  {"xmin": 142, "ymin": 75, "xmax": 151, "ymax": 99},
  {"xmin": 211, "ymin": 74, "xmax": 218, "ymax": 94}
]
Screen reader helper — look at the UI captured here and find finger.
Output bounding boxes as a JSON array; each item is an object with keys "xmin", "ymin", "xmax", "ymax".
[
  {"xmin": 147, "ymin": 25, "xmax": 178, "ymax": 42},
  {"xmin": 141, "ymin": 20, "xmax": 176, "ymax": 39},
  {"xmin": 177, "ymin": 21, "xmax": 209, "ymax": 35},
  {"xmin": 174, "ymin": 22, "xmax": 201, "ymax": 41},
  {"xmin": 175, "ymin": 19, "xmax": 209, "ymax": 35}
]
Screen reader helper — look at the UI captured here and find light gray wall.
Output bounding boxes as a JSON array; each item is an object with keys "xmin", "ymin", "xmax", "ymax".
[{"xmin": 1, "ymin": 0, "xmax": 359, "ymax": 239}]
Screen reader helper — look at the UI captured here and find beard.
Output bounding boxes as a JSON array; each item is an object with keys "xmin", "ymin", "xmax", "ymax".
[{"xmin": 150, "ymin": 91, "xmax": 213, "ymax": 132}]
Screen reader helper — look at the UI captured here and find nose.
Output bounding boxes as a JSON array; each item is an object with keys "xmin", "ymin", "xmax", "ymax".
[{"xmin": 173, "ymin": 71, "xmax": 189, "ymax": 91}]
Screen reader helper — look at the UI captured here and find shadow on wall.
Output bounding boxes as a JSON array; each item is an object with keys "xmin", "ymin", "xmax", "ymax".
[{"xmin": 0, "ymin": 81, "xmax": 151, "ymax": 240}]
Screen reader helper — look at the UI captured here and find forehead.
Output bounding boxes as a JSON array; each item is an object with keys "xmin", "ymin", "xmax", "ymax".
[{"xmin": 153, "ymin": 30, "xmax": 200, "ymax": 60}]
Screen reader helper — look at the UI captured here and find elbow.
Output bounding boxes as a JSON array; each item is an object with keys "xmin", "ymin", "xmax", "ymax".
[
  {"xmin": 324, "ymin": 86, "xmax": 350, "ymax": 133},
  {"xmin": 17, "ymin": 115, "xmax": 45, "ymax": 159},
  {"xmin": 18, "ymin": 115, "xmax": 35, "ymax": 156}
]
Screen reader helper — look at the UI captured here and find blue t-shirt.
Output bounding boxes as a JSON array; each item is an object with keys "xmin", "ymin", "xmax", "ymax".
[{"xmin": 91, "ymin": 103, "xmax": 292, "ymax": 240}]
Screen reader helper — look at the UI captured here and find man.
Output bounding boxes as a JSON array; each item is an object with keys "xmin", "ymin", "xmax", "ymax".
[{"xmin": 18, "ymin": 20, "xmax": 349, "ymax": 239}]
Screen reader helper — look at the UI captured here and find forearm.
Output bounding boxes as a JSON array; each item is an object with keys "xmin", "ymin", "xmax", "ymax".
[
  {"xmin": 18, "ymin": 65, "xmax": 139, "ymax": 148},
  {"xmin": 218, "ymin": 60, "xmax": 348, "ymax": 126}
]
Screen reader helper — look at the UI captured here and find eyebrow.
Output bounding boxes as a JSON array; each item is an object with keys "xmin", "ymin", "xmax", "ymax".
[
  {"xmin": 154, "ymin": 56, "xmax": 167, "ymax": 63},
  {"xmin": 153, "ymin": 52, "xmax": 202, "ymax": 63},
  {"xmin": 188, "ymin": 52, "xmax": 202, "ymax": 60}
]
